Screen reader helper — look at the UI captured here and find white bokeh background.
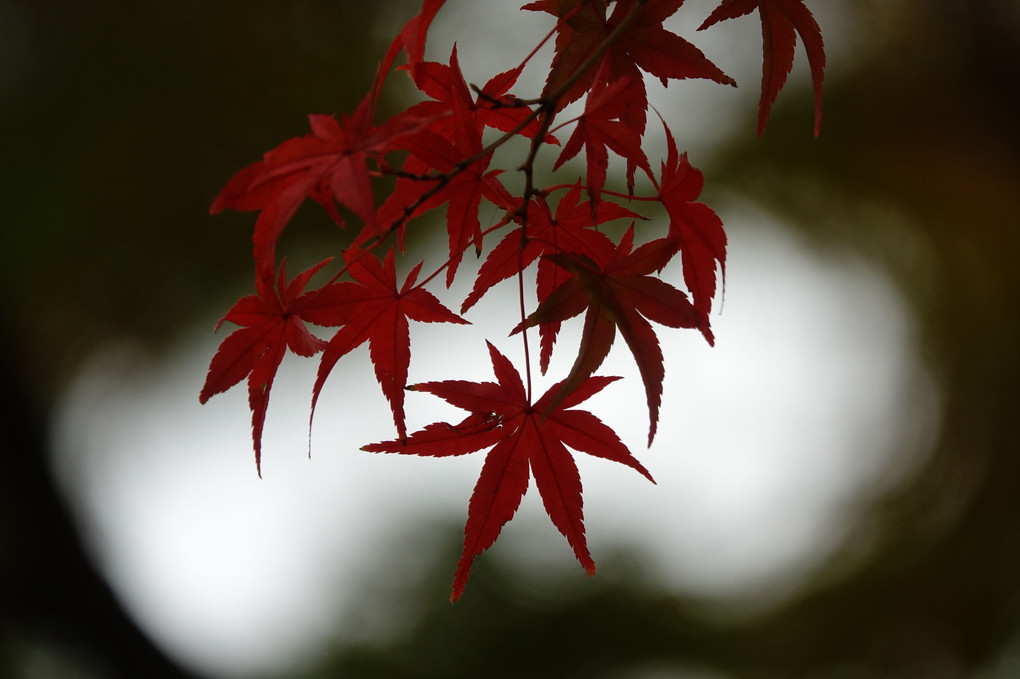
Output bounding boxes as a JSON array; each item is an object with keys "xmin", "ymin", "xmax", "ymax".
[
  {"xmin": 51, "ymin": 210, "xmax": 937, "ymax": 677},
  {"xmin": 49, "ymin": 3, "xmax": 938, "ymax": 678}
]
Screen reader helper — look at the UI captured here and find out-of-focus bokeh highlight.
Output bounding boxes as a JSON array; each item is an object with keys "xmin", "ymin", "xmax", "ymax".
[{"xmin": 2, "ymin": 1, "xmax": 1018, "ymax": 677}]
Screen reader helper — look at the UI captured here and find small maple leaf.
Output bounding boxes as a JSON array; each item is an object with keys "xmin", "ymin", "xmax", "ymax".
[
  {"xmin": 200, "ymin": 260, "xmax": 331, "ymax": 475},
  {"xmin": 380, "ymin": 0, "xmax": 447, "ymax": 78},
  {"xmin": 655, "ymin": 121, "xmax": 727, "ymax": 317},
  {"xmin": 461, "ymin": 182, "xmax": 640, "ymax": 316},
  {"xmin": 513, "ymin": 225, "xmax": 713, "ymax": 445},
  {"xmin": 376, "ymin": 113, "xmax": 509, "ymax": 285},
  {"xmin": 553, "ymin": 73, "xmax": 652, "ymax": 202},
  {"xmin": 526, "ymin": 0, "xmax": 735, "ymax": 188},
  {"xmin": 363, "ymin": 341, "xmax": 654, "ymax": 601},
  {"xmin": 526, "ymin": 0, "xmax": 736, "ymax": 109},
  {"xmin": 522, "ymin": 0, "xmax": 609, "ymax": 108},
  {"xmin": 472, "ymin": 64, "xmax": 559, "ymax": 144},
  {"xmin": 301, "ymin": 248, "xmax": 468, "ymax": 441},
  {"xmin": 408, "ymin": 46, "xmax": 556, "ymax": 144},
  {"xmin": 699, "ymin": 0, "xmax": 826, "ymax": 136},
  {"xmin": 210, "ymin": 94, "xmax": 434, "ymax": 277}
]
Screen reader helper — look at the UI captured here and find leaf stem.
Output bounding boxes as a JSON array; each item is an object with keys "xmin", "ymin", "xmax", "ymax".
[{"xmin": 517, "ymin": 251, "xmax": 533, "ymax": 403}]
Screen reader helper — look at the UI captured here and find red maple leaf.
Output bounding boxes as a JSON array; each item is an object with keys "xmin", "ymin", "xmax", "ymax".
[
  {"xmin": 210, "ymin": 94, "xmax": 434, "ymax": 277},
  {"xmin": 513, "ymin": 225, "xmax": 713, "ymax": 445},
  {"xmin": 655, "ymin": 121, "xmax": 727, "ymax": 317},
  {"xmin": 461, "ymin": 182, "xmax": 640, "ymax": 315},
  {"xmin": 525, "ymin": 0, "xmax": 735, "ymax": 109},
  {"xmin": 525, "ymin": 0, "xmax": 735, "ymax": 189},
  {"xmin": 363, "ymin": 341, "xmax": 654, "ymax": 600},
  {"xmin": 379, "ymin": 0, "xmax": 447, "ymax": 79},
  {"xmin": 552, "ymin": 72, "xmax": 652, "ymax": 201},
  {"xmin": 301, "ymin": 248, "xmax": 468, "ymax": 441},
  {"xmin": 408, "ymin": 46, "xmax": 556, "ymax": 144},
  {"xmin": 375, "ymin": 110, "xmax": 509, "ymax": 285},
  {"xmin": 199, "ymin": 259, "xmax": 331, "ymax": 475},
  {"xmin": 699, "ymin": 0, "xmax": 826, "ymax": 136},
  {"xmin": 522, "ymin": 0, "xmax": 609, "ymax": 107},
  {"xmin": 460, "ymin": 183, "xmax": 642, "ymax": 378}
]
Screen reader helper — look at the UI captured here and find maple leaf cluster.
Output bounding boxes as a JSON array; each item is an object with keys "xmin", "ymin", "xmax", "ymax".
[{"xmin": 200, "ymin": 0, "xmax": 825, "ymax": 600}]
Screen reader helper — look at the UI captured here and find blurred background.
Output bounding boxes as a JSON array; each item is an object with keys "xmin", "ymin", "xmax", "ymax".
[{"xmin": 2, "ymin": 0, "xmax": 1019, "ymax": 677}]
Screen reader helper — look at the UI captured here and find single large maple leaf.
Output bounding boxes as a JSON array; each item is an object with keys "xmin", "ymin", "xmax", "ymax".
[
  {"xmin": 363, "ymin": 341, "xmax": 654, "ymax": 600},
  {"xmin": 301, "ymin": 248, "xmax": 468, "ymax": 441},
  {"xmin": 200, "ymin": 260, "xmax": 331, "ymax": 475},
  {"xmin": 699, "ymin": 0, "xmax": 825, "ymax": 136},
  {"xmin": 513, "ymin": 225, "xmax": 713, "ymax": 445}
]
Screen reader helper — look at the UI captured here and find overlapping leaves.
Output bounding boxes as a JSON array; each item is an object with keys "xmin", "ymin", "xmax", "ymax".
[
  {"xmin": 513, "ymin": 225, "xmax": 713, "ymax": 445},
  {"xmin": 201, "ymin": 0, "xmax": 826, "ymax": 597}
]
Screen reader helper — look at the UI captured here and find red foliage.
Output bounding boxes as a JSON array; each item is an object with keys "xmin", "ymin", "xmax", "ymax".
[
  {"xmin": 304, "ymin": 248, "xmax": 468, "ymax": 442},
  {"xmin": 202, "ymin": 0, "xmax": 826, "ymax": 597},
  {"xmin": 364, "ymin": 342, "xmax": 653, "ymax": 601},
  {"xmin": 699, "ymin": 0, "xmax": 826, "ymax": 136},
  {"xmin": 512, "ymin": 225, "xmax": 712, "ymax": 445},
  {"xmin": 655, "ymin": 121, "xmax": 728, "ymax": 317},
  {"xmin": 199, "ymin": 260, "xmax": 331, "ymax": 475}
]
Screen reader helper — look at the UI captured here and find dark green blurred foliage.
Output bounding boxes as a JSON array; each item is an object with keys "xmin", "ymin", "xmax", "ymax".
[
  {"xmin": 307, "ymin": 525, "xmax": 735, "ymax": 679},
  {"xmin": 0, "ymin": 0, "xmax": 406, "ymax": 388},
  {"xmin": 701, "ymin": 2, "xmax": 1020, "ymax": 673},
  {"xmin": 0, "ymin": 1, "xmax": 410, "ymax": 676}
]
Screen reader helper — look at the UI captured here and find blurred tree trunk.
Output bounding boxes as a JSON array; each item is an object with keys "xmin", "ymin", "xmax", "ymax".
[
  {"xmin": 0, "ymin": 333, "xmax": 199, "ymax": 676},
  {"xmin": 0, "ymin": 0, "xmax": 399, "ymax": 675}
]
